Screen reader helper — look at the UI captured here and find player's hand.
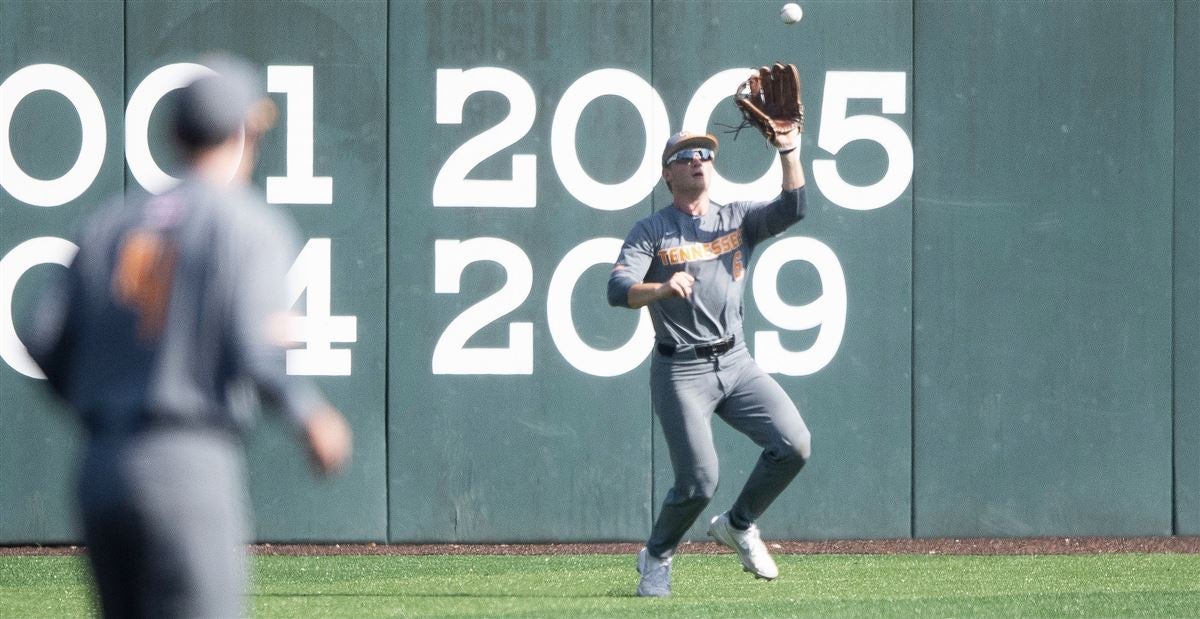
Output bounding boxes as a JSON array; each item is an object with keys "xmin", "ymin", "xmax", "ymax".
[
  {"xmin": 660, "ymin": 271, "xmax": 695, "ymax": 299},
  {"xmin": 303, "ymin": 406, "xmax": 352, "ymax": 475}
]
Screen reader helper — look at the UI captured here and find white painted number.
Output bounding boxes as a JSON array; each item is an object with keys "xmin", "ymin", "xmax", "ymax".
[
  {"xmin": 546, "ymin": 238, "xmax": 654, "ymax": 377},
  {"xmin": 751, "ymin": 237, "xmax": 847, "ymax": 376},
  {"xmin": 285, "ymin": 239, "xmax": 357, "ymax": 376},
  {"xmin": 0, "ymin": 65, "xmax": 106, "ymax": 206},
  {"xmin": 432, "ymin": 68, "xmax": 537, "ymax": 208},
  {"xmin": 267, "ymin": 66, "xmax": 333, "ymax": 205},
  {"xmin": 812, "ymin": 71, "xmax": 912, "ymax": 210},
  {"xmin": 126, "ymin": 63, "xmax": 225, "ymax": 194},
  {"xmin": 0, "ymin": 237, "xmax": 78, "ymax": 379},
  {"xmin": 432, "ymin": 238, "xmax": 534, "ymax": 374},
  {"xmin": 551, "ymin": 69, "xmax": 670, "ymax": 211}
]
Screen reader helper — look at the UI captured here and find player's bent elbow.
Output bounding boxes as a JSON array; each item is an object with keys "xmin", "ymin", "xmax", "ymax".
[{"xmin": 607, "ymin": 280, "xmax": 632, "ymax": 308}]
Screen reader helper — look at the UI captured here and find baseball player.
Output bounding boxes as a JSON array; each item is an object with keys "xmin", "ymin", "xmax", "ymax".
[
  {"xmin": 21, "ymin": 55, "xmax": 352, "ymax": 618},
  {"xmin": 608, "ymin": 65, "xmax": 811, "ymax": 598}
]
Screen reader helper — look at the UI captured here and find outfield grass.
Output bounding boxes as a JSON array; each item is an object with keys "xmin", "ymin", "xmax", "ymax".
[{"xmin": 2, "ymin": 552, "xmax": 1199, "ymax": 617}]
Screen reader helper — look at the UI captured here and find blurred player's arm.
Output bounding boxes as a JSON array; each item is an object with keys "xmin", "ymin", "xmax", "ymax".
[
  {"xmin": 231, "ymin": 214, "xmax": 351, "ymax": 475},
  {"xmin": 21, "ymin": 262, "xmax": 81, "ymax": 399},
  {"xmin": 17, "ymin": 209, "xmax": 117, "ymax": 401}
]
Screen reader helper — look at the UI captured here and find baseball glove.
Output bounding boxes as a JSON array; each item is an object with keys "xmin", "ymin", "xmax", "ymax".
[{"xmin": 733, "ymin": 63, "xmax": 804, "ymax": 143}]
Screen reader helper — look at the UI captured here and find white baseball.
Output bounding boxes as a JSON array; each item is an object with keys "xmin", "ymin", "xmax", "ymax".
[{"xmin": 780, "ymin": 3, "xmax": 803, "ymax": 24}]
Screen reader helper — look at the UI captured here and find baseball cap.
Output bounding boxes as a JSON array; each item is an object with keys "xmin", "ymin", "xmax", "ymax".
[
  {"xmin": 172, "ymin": 53, "xmax": 265, "ymax": 150},
  {"xmin": 661, "ymin": 131, "xmax": 719, "ymax": 167}
]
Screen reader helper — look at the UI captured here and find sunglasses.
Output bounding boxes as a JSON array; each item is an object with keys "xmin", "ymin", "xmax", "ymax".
[{"xmin": 665, "ymin": 148, "xmax": 715, "ymax": 165}]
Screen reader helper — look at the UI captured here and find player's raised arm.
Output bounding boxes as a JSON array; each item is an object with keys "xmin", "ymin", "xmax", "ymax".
[
  {"xmin": 776, "ymin": 132, "xmax": 806, "ymax": 191},
  {"xmin": 735, "ymin": 62, "xmax": 806, "ymax": 193}
]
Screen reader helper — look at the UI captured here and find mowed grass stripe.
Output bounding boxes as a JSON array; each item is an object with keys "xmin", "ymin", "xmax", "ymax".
[{"xmin": 2, "ymin": 553, "xmax": 1198, "ymax": 617}]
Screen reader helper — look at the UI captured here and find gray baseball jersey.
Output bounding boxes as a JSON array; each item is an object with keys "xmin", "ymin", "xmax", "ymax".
[{"xmin": 607, "ymin": 187, "xmax": 807, "ymax": 346}]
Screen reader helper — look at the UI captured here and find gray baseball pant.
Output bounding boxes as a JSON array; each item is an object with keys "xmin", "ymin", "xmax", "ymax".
[
  {"xmin": 646, "ymin": 343, "xmax": 811, "ymax": 559},
  {"xmin": 79, "ymin": 428, "xmax": 248, "ymax": 619}
]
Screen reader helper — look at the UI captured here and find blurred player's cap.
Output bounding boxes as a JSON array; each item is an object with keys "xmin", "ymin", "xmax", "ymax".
[
  {"xmin": 173, "ymin": 53, "xmax": 272, "ymax": 151},
  {"xmin": 662, "ymin": 131, "xmax": 718, "ymax": 167}
]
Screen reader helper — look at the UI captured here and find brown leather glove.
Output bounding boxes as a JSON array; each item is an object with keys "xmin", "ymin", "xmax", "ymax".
[{"xmin": 734, "ymin": 63, "xmax": 804, "ymax": 145}]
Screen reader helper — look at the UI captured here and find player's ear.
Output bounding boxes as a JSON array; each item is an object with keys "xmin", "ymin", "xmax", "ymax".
[{"xmin": 245, "ymin": 98, "xmax": 277, "ymax": 136}]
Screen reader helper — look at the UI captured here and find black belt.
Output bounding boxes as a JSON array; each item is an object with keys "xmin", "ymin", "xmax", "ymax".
[{"xmin": 657, "ymin": 335, "xmax": 736, "ymax": 359}]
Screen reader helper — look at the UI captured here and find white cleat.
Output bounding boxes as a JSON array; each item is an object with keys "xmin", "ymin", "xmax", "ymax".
[
  {"xmin": 707, "ymin": 512, "xmax": 779, "ymax": 580},
  {"xmin": 636, "ymin": 547, "xmax": 672, "ymax": 597}
]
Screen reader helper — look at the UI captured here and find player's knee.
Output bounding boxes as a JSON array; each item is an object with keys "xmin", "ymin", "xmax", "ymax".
[
  {"xmin": 674, "ymin": 469, "xmax": 719, "ymax": 503},
  {"xmin": 795, "ymin": 427, "xmax": 811, "ymax": 462},
  {"xmin": 769, "ymin": 428, "xmax": 811, "ymax": 469},
  {"xmin": 695, "ymin": 475, "xmax": 719, "ymax": 502}
]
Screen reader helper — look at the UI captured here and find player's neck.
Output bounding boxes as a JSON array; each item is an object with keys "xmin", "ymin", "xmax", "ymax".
[
  {"xmin": 190, "ymin": 136, "xmax": 251, "ymax": 187},
  {"xmin": 671, "ymin": 190, "xmax": 709, "ymax": 216}
]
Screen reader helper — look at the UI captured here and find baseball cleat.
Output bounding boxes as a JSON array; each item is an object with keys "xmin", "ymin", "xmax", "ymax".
[
  {"xmin": 636, "ymin": 547, "xmax": 672, "ymax": 597},
  {"xmin": 707, "ymin": 512, "xmax": 779, "ymax": 580}
]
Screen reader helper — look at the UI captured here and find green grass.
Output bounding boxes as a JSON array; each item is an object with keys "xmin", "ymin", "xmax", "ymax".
[{"xmin": 2, "ymin": 553, "xmax": 1199, "ymax": 617}]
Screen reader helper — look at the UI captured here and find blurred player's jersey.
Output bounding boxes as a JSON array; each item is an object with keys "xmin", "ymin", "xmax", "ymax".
[{"xmin": 25, "ymin": 176, "xmax": 324, "ymax": 435}]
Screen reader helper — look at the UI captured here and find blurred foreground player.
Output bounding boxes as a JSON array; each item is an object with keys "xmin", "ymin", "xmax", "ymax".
[{"xmin": 22, "ymin": 55, "xmax": 352, "ymax": 618}]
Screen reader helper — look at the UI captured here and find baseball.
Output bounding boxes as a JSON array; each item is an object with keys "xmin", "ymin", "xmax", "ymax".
[{"xmin": 780, "ymin": 3, "xmax": 803, "ymax": 24}]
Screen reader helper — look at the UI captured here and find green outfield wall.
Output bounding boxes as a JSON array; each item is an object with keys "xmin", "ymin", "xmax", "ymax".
[
  {"xmin": 1175, "ymin": 0, "xmax": 1200, "ymax": 537},
  {"xmin": 1, "ymin": 0, "xmax": 1195, "ymax": 544},
  {"xmin": 913, "ymin": 3, "xmax": 1176, "ymax": 537}
]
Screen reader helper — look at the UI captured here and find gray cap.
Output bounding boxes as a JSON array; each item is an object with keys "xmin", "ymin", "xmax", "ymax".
[
  {"xmin": 661, "ymin": 131, "xmax": 718, "ymax": 166},
  {"xmin": 172, "ymin": 54, "xmax": 263, "ymax": 151}
]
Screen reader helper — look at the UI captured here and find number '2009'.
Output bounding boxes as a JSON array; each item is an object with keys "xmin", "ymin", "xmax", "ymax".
[{"xmin": 430, "ymin": 68, "xmax": 910, "ymax": 377}]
